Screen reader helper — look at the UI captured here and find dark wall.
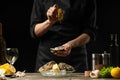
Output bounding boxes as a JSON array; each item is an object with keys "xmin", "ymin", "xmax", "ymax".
[
  {"xmin": 88, "ymin": 0, "xmax": 120, "ymax": 52},
  {"xmin": 87, "ymin": 0, "xmax": 120, "ymax": 69},
  {"xmin": 99, "ymin": 0, "xmax": 120, "ymax": 50},
  {"xmin": 0, "ymin": 0, "xmax": 120, "ymax": 72},
  {"xmin": 0, "ymin": 0, "xmax": 37, "ymax": 72}
]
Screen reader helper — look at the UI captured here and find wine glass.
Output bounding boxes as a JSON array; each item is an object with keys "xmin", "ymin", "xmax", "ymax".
[{"xmin": 5, "ymin": 48, "xmax": 19, "ymax": 65}]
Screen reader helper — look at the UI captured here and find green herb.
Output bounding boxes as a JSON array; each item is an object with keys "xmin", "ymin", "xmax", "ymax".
[{"xmin": 100, "ymin": 66, "xmax": 113, "ymax": 78}]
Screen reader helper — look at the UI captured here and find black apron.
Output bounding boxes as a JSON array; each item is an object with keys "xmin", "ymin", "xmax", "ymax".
[{"xmin": 31, "ymin": 0, "xmax": 96, "ymax": 73}]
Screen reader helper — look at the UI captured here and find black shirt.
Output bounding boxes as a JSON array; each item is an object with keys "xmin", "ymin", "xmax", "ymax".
[{"xmin": 30, "ymin": 0, "xmax": 97, "ymax": 72}]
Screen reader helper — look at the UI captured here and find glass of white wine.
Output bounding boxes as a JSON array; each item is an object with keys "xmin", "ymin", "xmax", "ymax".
[{"xmin": 5, "ymin": 48, "xmax": 19, "ymax": 65}]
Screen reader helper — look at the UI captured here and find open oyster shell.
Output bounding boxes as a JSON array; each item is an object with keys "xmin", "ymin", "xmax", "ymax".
[
  {"xmin": 50, "ymin": 46, "xmax": 65, "ymax": 53},
  {"xmin": 39, "ymin": 61, "xmax": 56, "ymax": 71},
  {"xmin": 58, "ymin": 62, "xmax": 75, "ymax": 71}
]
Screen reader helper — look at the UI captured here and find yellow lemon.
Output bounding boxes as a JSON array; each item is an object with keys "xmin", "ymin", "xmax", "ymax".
[
  {"xmin": 0, "ymin": 63, "xmax": 16, "ymax": 75},
  {"xmin": 6, "ymin": 64, "xmax": 16, "ymax": 75},
  {"xmin": 111, "ymin": 67, "xmax": 120, "ymax": 78},
  {"xmin": 52, "ymin": 64, "xmax": 60, "ymax": 71},
  {"xmin": 57, "ymin": 8, "xmax": 63, "ymax": 21},
  {"xmin": 0, "ymin": 63, "xmax": 10, "ymax": 72},
  {"xmin": 0, "ymin": 68, "xmax": 6, "ymax": 75}
]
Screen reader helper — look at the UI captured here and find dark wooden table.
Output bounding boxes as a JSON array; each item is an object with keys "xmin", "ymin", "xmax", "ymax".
[{"xmin": 7, "ymin": 73, "xmax": 120, "ymax": 80}]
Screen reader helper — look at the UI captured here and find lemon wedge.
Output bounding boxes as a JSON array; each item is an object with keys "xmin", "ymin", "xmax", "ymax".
[
  {"xmin": 0, "ymin": 68, "xmax": 6, "ymax": 75},
  {"xmin": 52, "ymin": 64, "xmax": 60, "ymax": 71},
  {"xmin": 0, "ymin": 63, "xmax": 16, "ymax": 75},
  {"xmin": 57, "ymin": 8, "xmax": 63, "ymax": 21}
]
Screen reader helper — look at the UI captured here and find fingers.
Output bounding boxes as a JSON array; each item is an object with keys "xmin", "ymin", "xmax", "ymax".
[
  {"xmin": 47, "ymin": 4, "xmax": 58, "ymax": 22},
  {"xmin": 53, "ymin": 50, "xmax": 70, "ymax": 57},
  {"xmin": 51, "ymin": 43, "xmax": 72, "ymax": 57},
  {"xmin": 53, "ymin": 4, "xmax": 58, "ymax": 9}
]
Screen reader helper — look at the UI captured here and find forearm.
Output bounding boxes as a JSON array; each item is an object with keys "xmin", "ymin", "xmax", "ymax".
[
  {"xmin": 34, "ymin": 19, "xmax": 54, "ymax": 37},
  {"xmin": 34, "ymin": 4, "xmax": 60, "ymax": 37},
  {"xmin": 67, "ymin": 33, "xmax": 90, "ymax": 48}
]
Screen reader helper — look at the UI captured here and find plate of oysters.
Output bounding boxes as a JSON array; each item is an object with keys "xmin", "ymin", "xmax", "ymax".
[{"xmin": 39, "ymin": 61, "xmax": 75, "ymax": 77}]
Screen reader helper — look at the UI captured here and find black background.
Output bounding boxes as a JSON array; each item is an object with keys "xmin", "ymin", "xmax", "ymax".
[{"xmin": 0, "ymin": 0, "xmax": 120, "ymax": 72}]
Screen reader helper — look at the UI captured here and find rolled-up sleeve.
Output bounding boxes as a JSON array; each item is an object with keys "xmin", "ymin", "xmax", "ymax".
[
  {"xmin": 82, "ymin": 0, "xmax": 97, "ymax": 42},
  {"xmin": 30, "ymin": 0, "xmax": 44, "ymax": 39}
]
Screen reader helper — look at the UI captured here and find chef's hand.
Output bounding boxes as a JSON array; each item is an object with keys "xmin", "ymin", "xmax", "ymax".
[
  {"xmin": 54, "ymin": 43, "xmax": 72, "ymax": 57},
  {"xmin": 46, "ymin": 4, "xmax": 58, "ymax": 24}
]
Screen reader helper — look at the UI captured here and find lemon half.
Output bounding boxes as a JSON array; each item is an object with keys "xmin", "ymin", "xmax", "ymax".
[{"xmin": 0, "ymin": 63, "xmax": 16, "ymax": 75}]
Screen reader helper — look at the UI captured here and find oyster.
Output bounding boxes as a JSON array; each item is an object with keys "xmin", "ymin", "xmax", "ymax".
[
  {"xmin": 39, "ymin": 61, "xmax": 56, "ymax": 71},
  {"xmin": 58, "ymin": 62, "xmax": 75, "ymax": 71},
  {"xmin": 50, "ymin": 46, "xmax": 65, "ymax": 53}
]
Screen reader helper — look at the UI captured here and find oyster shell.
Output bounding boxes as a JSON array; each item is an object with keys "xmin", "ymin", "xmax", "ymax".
[
  {"xmin": 58, "ymin": 62, "xmax": 75, "ymax": 71},
  {"xmin": 39, "ymin": 61, "xmax": 56, "ymax": 71},
  {"xmin": 50, "ymin": 46, "xmax": 65, "ymax": 53}
]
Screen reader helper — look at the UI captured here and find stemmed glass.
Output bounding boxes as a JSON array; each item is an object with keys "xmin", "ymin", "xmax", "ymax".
[{"xmin": 5, "ymin": 48, "xmax": 19, "ymax": 65}]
